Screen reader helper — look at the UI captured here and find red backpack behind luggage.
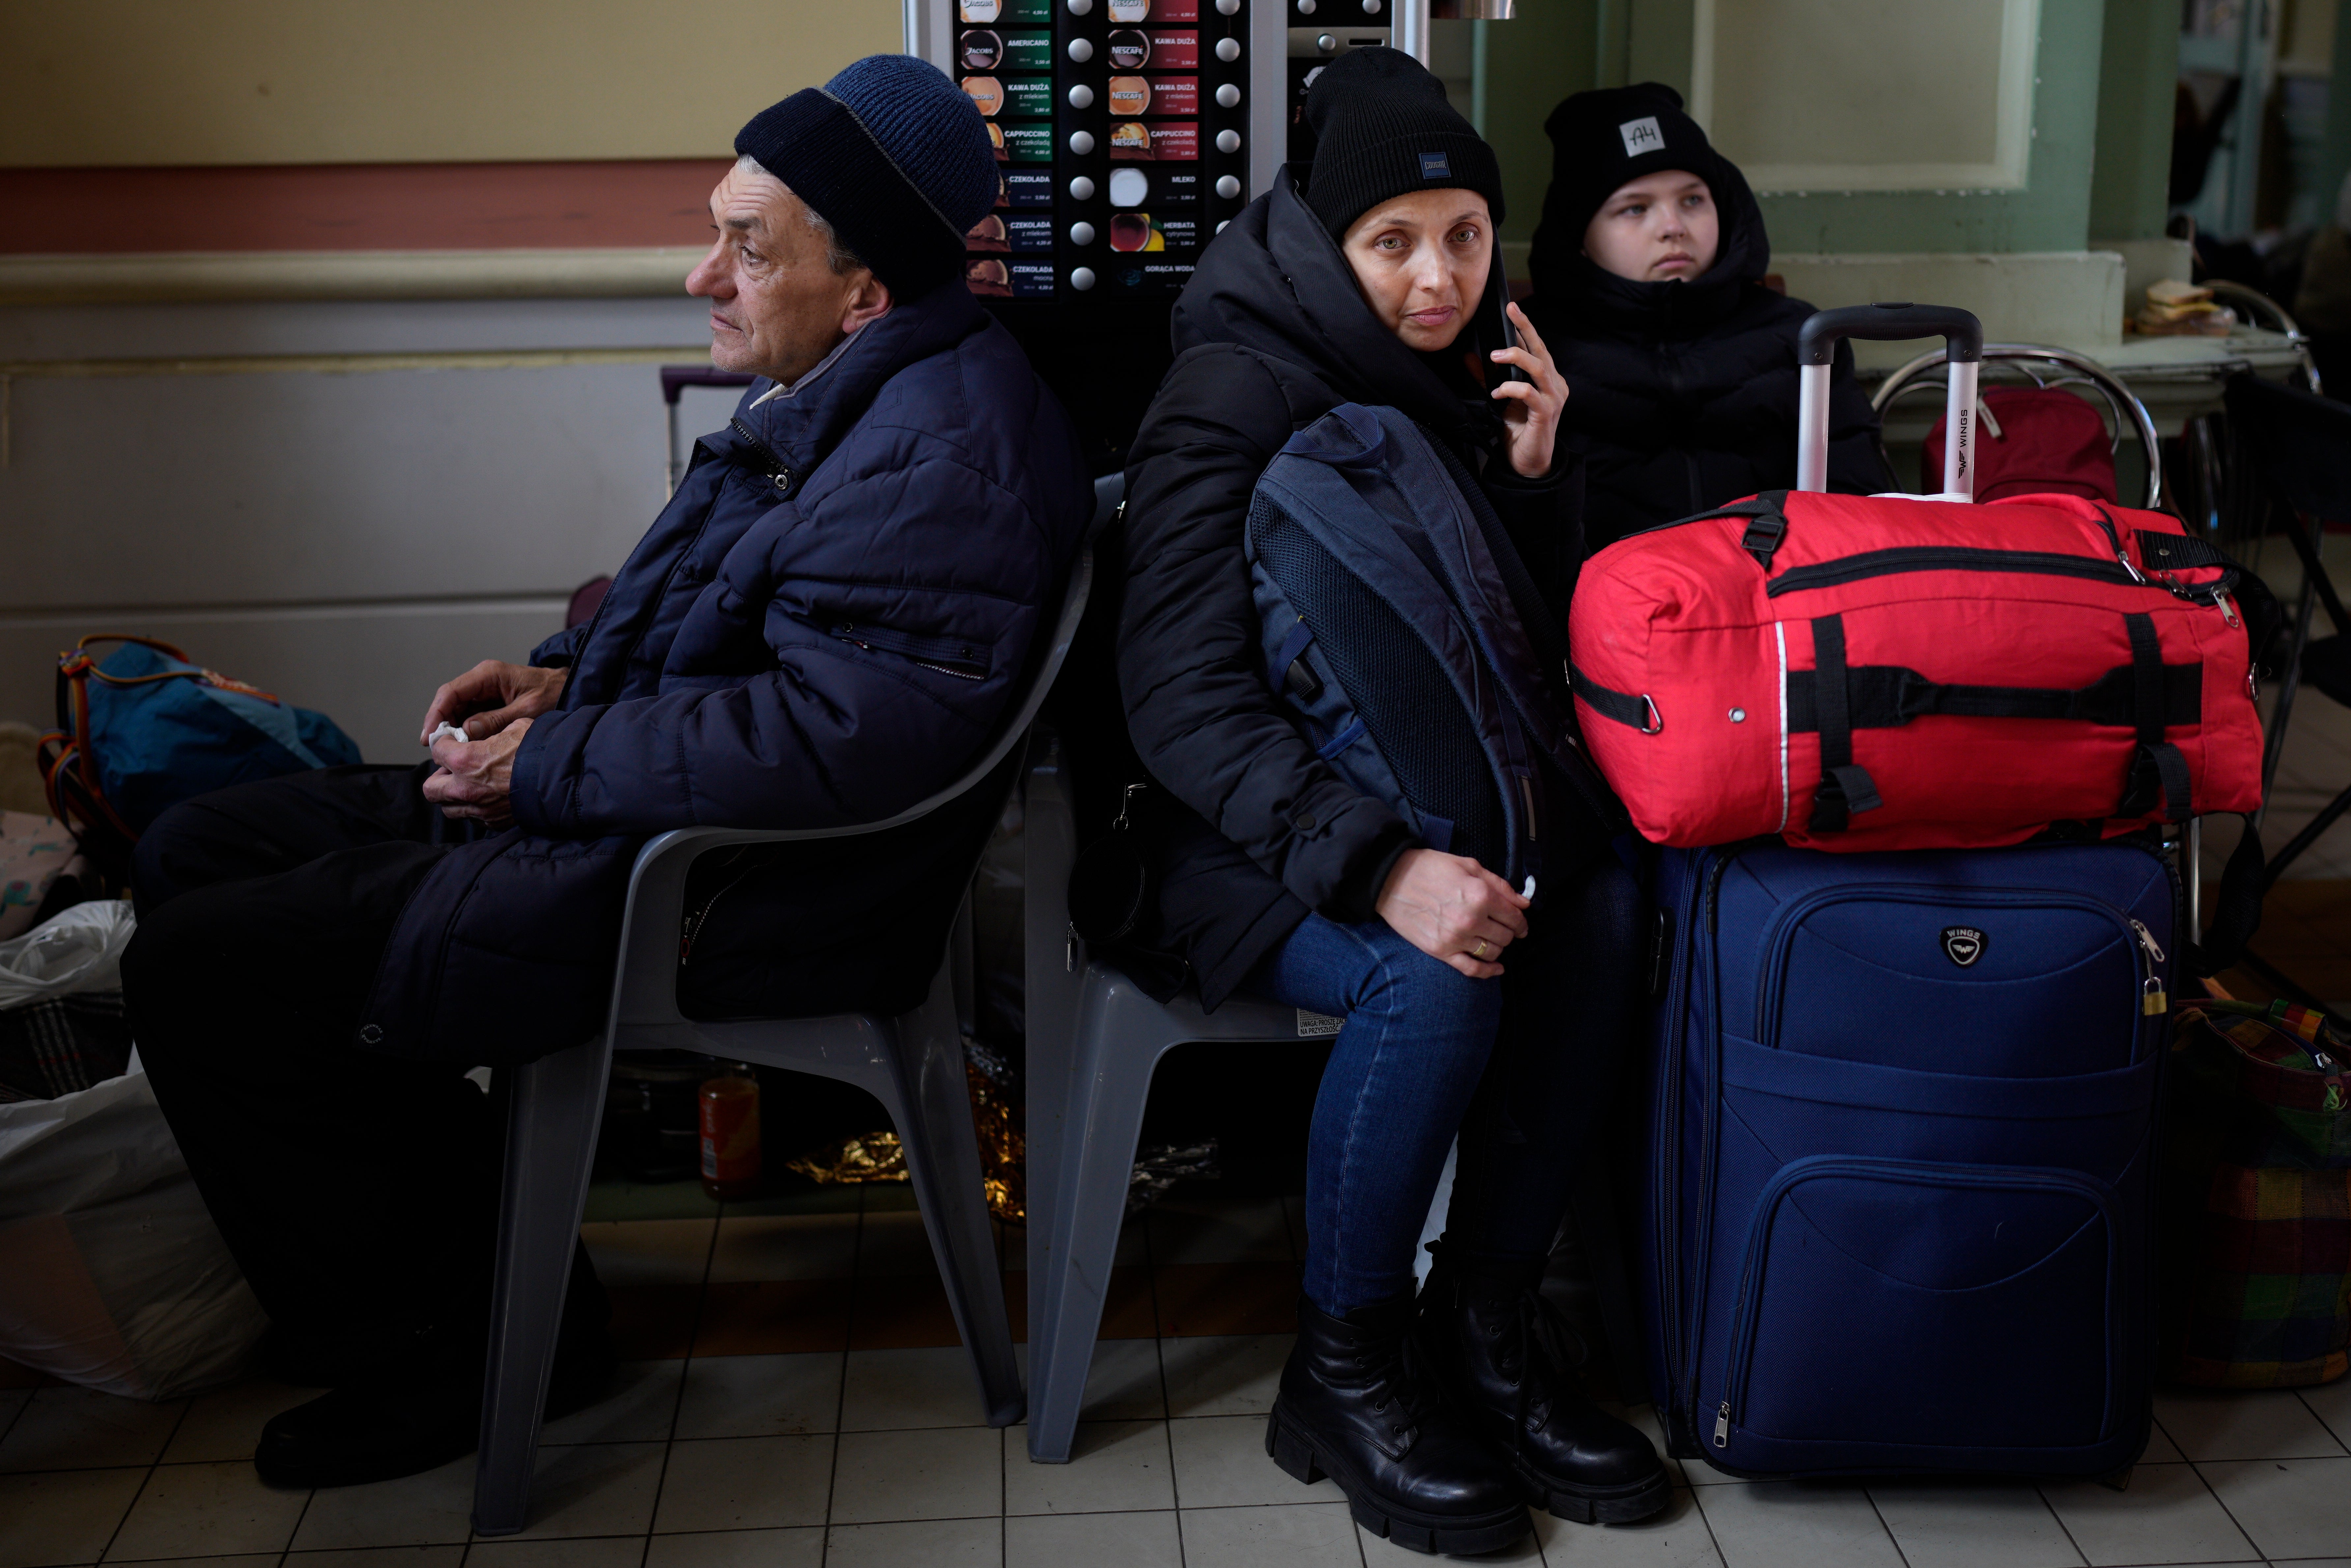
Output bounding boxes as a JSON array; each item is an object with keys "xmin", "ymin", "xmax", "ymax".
[
  {"xmin": 1924, "ymin": 385, "xmax": 2119, "ymax": 503},
  {"xmin": 1568, "ymin": 305, "xmax": 2263, "ymax": 853}
]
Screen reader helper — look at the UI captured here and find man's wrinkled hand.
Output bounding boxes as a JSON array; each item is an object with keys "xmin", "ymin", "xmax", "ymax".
[
  {"xmin": 423, "ymin": 720, "xmax": 530, "ymax": 825},
  {"xmin": 418, "ymin": 660, "xmax": 568, "ymax": 746}
]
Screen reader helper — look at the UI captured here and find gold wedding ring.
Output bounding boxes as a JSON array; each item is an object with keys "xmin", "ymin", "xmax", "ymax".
[{"xmin": 1470, "ymin": 938, "xmax": 1490, "ymax": 960}]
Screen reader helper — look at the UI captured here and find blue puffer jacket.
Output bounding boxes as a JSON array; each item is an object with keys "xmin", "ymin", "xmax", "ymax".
[{"xmin": 359, "ymin": 284, "xmax": 1088, "ymax": 1062}]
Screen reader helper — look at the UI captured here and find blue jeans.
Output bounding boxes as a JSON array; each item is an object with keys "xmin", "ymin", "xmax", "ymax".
[{"xmin": 1243, "ymin": 854, "xmax": 1643, "ymax": 1314}]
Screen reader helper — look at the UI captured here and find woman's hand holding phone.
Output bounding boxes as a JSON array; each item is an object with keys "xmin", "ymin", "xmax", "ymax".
[{"xmin": 1490, "ymin": 301, "xmax": 1569, "ymax": 479}]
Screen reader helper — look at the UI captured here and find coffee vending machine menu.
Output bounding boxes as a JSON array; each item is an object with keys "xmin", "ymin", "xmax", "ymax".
[{"xmin": 954, "ymin": 0, "xmax": 1259, "ymax": 300}]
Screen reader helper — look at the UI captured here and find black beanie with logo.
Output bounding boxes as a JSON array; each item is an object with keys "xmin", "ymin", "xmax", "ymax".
[
  {"xmin": 1541, "ymin": 82, "xmax": 1723, "ymax": 236},
  {"xmin": 1302, "ymin": 47, "xmax": 1505, "ymax": 239}
]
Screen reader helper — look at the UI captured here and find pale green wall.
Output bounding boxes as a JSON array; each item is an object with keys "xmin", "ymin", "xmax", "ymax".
[
  {"xmin": 2089, "ymin": 0, "xmax": 2184, "ymax": 240},
  {"xmin": 1480, "ymin": 2, "xmax": 1601, "ymax": 245},
  {"xmin": 1479, "ymin": 0, "xmax": 2130, "ymax": 255}
]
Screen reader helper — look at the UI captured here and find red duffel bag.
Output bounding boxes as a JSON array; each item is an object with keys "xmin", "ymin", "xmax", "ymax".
[{"xmin": 1567, "ymin": 304, "xmax": 2264, "ymax": 853}]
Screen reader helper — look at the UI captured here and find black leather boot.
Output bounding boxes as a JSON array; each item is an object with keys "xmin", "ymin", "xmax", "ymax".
[
  {"xmin": 1417, "ymin": 1249, "xmax": 1672, "ymax": 1524},
  {"xmin": 1265, "ymin": 1293, "xmax": 1529, "ymax": 1556}
]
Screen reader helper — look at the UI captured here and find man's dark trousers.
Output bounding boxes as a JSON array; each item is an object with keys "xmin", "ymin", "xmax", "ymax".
[{"xmin": 123, "ymin": 764, "xmax": 579, "ymax": 1367}]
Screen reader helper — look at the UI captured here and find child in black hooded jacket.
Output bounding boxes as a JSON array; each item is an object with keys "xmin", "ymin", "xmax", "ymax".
[{"xmin": 1522, "ymin": 83, "xmax": 1891, "ymax": 553}]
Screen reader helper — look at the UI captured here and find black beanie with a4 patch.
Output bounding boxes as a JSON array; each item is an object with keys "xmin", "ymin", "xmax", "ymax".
[
  {"xmin": 1302, "ymin": 47, "xmax": 1505, "ymax": 240},
  {"xmin": 1541, "ymin": 82, "xmax": 1723, "ymax": 237}
]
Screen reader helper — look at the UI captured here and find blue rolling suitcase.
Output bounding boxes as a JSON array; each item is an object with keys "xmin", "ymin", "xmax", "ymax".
[{"xmin": 1640, "ymin": 838, "xmax": 2177, "ymax": 1479}]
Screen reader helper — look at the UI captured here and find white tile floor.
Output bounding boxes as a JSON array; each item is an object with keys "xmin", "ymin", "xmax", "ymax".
[{"xmin": 3, "ymin": 1192, "xmax": 2348, "ymax": 1568}]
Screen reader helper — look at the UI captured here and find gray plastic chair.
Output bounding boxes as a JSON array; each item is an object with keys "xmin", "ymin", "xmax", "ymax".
[
  {"xmin": 1019, "ymin": 730, "xmax": 1311, "ymax": 1464},
  {"xmin": 470, "ymin": 503, "xmax": 1105, "ymax": 1535}
]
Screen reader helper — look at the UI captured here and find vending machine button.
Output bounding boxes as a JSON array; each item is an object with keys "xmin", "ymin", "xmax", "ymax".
[
  {"xmin": 1217, "ymin": 36, "xmax": 1243, "ymax": 60},
  {"xmin": 1298, "ymin": 0, "xmax": 1316, "ymax": 11},
  {"xmin": 1364, "ymin": 0, "xmax": 1382, "ymax": 10},
  {"xmin": 1070, "ymin": 0, "xmax": 1094, "ymax": 11},
  {"xmin": 1215, "ymin": 175, "xmax": 1242, "ymax": 198},
  {"xmin": 1067, "ymin": 37, "xmax": 1095, "ymax": 61},
  {"xmin": 1315, "ymin": 33, "xmax": 1335, "ymax": 50},
  {"xmin": 1068, "ymin": 84, "xmax": 1095, "ymax": 108},
  {"xmin": 1216, "ymin": 83, "xmax": 1242, "ymax": 107},
  {"xmin": 1069, "ymin": 175, "xmax": 1098, "ymax": 200},
  {"xmin": 1069, "ymin": 129, "xmax": 1096, "ymax": 154},
  {"xmin": 1217, "ymin": 0, "xmax": 1240, "ymax": 10},
  {"xmin": 1071, "ymin": 267, "xmax": 1098, "ymax": 291},
  {"xmin": 1217, "ymin": 219, "xmax": 1232, "ymax": 233},
  {"xmin": 1070, "ymin": 221, "xmax": 1098, "ymax": 245},
  {"xmin": 1216, "ymin": 129, "xmax": 1242, "ymax": 153}
]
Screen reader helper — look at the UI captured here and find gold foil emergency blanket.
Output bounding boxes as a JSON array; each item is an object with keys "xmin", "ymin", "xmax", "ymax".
[{"xmin": 779, "ymin": 1062, "xmax": 1029, "ymax": 1225}]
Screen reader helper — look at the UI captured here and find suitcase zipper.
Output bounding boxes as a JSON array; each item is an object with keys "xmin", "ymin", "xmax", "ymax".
[
  {"xmin": 1764, "ymin": 546, "xmax": 2137, "ymax": 598},
  {"xmin": 2130, "ymin": 919, "xmax": 2167, "ymax": 1015},
  {"xmin": 1714, "ymin": 1157, "xmax": 2117, "ymax": 1450}
]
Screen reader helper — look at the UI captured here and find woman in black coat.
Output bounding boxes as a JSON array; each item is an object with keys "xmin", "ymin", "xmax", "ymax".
[
  {"xmin": 1522, "ymin": 84, "xmax": 1889, "ymax": 552},
  {"xmin": 1113, "ymin": 48, "xmax": 1668, "ymax": 1556}
]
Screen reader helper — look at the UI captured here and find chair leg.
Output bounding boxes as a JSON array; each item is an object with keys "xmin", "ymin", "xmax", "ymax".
[
  {"xmin": 1026, "ymin": 1007, "xmax": 1162, "ymax": 1464},
  {"xmin": 471, "ymin": 1035, "xmax": 614, "ymax": 1538},
  {"xmin": 885, "ymin": 979, "xmax": 1025, "ymax": 1428}
]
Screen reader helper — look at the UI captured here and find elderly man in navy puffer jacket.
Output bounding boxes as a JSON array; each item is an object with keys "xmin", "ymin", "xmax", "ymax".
[{"xmin": 121, "ymin": 56, "xmax": 1088, "ymax": 1489}]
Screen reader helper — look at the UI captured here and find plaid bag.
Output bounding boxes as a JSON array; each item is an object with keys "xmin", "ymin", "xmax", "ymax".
[{"xmin": 2159, "ymin": 997, "xmax": 2351, "ymax": 1387}]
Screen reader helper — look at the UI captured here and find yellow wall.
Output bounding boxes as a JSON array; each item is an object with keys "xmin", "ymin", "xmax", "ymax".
[{"xmin": 0, "ymin": 0, "xmax": 900, "ymax": 167}]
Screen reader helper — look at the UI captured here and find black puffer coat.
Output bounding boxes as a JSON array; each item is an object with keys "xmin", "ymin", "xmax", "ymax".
[
  {"xmin": 1521, "ymin": 154, "xmax": 1890, "ymax": 552},
  {"xmin": 1113, "ymin": 172, "xmax": 1609, "ymax": 1007}
]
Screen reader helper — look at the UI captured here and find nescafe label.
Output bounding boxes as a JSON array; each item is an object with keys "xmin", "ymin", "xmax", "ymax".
[
  {"xmin": 1147, "ymin": 30, "xmax": 1199, "ymax": 68},
  {"xmin": 1107, "ymin": 0, "xmax": 1150, "ymax": 18},
  {"xmin": 1106, "ymin": 75, "xmax": 1151, "ymax": 115},
  {"xmin": 1002, "ymin": 171, "xmax": 1053, "ymax": 208},
  {"xmin": 1000, "ymin": 31, "xmax": 1052, "ymax": 70},
  {"xmin": 1009, "ymin": 261, "xmax": 1056, "ymax": 297},
  {"xmin": 1000, "ymin": 77, "xmax": 1053, "ymax": 116},
  {"xmin": 1146, "ymin": 75, "xmax": 1199, "ymax": 115},
  {"xmin": 1006, "ymin": 216, "xmax": 1054, "ymax": 252},
  {"xmin": 1106, "ymin": 29, "xmax": 1149, "ymax": 68},
  {"xmin": 1113, "ymin": 123, "xmax": 1195, "ymax": 160}
]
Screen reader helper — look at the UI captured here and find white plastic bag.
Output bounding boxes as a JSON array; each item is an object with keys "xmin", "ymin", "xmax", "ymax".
[
  {"xmin": 0, "ymin": 898, "xmax": 135, "ymax": 1009},
  {"xmin": 0, "ymin": 902, "xmax": 270, "ymax": 1398}
]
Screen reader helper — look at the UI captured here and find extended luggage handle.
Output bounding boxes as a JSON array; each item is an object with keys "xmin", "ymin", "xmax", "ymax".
[{"xmin": 1798, "ymin": 304, "xmax": 1984, "ymax": 501}]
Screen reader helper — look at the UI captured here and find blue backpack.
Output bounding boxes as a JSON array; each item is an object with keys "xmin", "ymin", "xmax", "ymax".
[
  {"xmin": 1245, "ymin": 402, "xmax": 1612, "ymax": 884},
  {"xmin": 40, "ymin": 636, "xmax": 363, "ymax": 869}
]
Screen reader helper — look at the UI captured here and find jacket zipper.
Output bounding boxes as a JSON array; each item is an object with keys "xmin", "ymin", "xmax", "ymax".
[
  {"xmin": 828, "ymin": 622, "xmax": 988, "ymax": 681},
  {"xmin": 1764, "ymin": 546, "xmax": 2137, "ymax": 598},
  {"xmin": 1713, "ymin": 1157, "xmax": 2116, "ymax": 1447}
]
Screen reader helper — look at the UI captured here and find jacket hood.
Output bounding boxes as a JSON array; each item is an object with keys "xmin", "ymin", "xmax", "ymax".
[
  {"xmin": 1523, "ymin": 150, "xmax": 1771, "ymax": 340},
  {"xmin": 1171, "ymin": 167, "xmax": 1511, "ymax": 450}
]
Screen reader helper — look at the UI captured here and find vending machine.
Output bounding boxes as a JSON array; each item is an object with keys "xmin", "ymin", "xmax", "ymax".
[{"xmin": 907, "ymin": 0, "xmax": 1436, "ymax": 466}]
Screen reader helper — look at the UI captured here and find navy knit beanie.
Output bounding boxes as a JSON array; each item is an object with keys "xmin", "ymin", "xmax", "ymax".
[
  {"xmin": 733, "ymin": 56, "xmax": 999, "ymax": 301},
  {"xmin": 1302, "ymin": 48, "xmax": 1504, "ymax": 240}
]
